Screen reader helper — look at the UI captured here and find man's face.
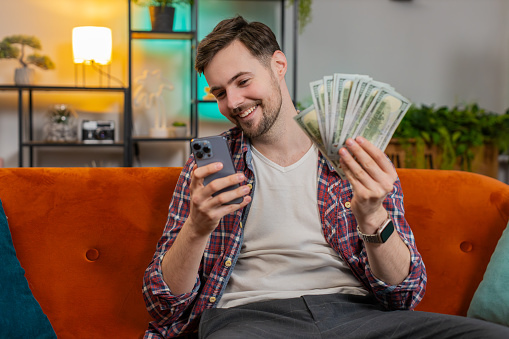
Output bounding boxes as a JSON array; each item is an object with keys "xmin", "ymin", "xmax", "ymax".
[{"xmin": 204, "ymin": 41, "xmax": 282, "ymax": 139}]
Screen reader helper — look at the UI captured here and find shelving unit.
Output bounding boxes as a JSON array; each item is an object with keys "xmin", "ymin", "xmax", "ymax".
[
  {"xmin": 127, "ymin": 0, "xmax": 199, "ymax": 166},
  {"xmin": 0, "ymin": 0, "xmax": 298, "ymax": 168},
  {"xmin": 0, "ymin": 85, "xmax": 128, "ymax": 167}
]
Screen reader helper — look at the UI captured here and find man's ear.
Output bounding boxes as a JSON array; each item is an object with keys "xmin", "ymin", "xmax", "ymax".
[{"xmin": 271, "ymin": 50, "xmax": 287, "ymax": 80}]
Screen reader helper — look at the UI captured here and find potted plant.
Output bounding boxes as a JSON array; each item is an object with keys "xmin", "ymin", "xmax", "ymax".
[
  {"xmin": 0, "ymin": 35, "xmax": 55, "ymax": 85},
  {"xmin": 133, "ymin": 0, "xmax": 193, "ymax": 32},
  {"xmin": 288, "ymin": 0, "xmax": 312, "ymax": 34},
  {"xmin": 172, "ymin": 121, "xmax": 187, "ymax": 137},
  {"xmin": 389, "ymin": 103, "xmax": 509, "ymax": 177}
]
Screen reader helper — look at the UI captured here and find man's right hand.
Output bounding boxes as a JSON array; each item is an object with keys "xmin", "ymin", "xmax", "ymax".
[
  {"xmin": 160, "ymin": 163, "xmax": 251, "ymax": 295},
  {"xmin": 187, "ymin": 162, "xmax": 251, "ymax": 237}
]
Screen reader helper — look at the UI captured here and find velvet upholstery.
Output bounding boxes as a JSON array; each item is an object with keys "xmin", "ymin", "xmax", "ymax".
[
  {"xmin": 397, "ymin": 169, "xmax": 509, "ymax": 316},
  {"xmin": 0, "ymin": 167, "xmax": 180, "ymax": 339},
  {"xmin": 0, "ymin": 167, "xmax": 507, "ymax": 338}
]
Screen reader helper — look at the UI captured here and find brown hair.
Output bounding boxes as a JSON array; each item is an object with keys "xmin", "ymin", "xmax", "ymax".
[{"xmin": 195, "ymin": 16, "xmax": 281, "ymax": 74}]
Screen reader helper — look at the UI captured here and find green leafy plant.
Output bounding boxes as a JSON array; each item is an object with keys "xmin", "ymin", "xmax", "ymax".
[
  {"xmin": 0, "ymin": 35, "xmax": 55, "ymax": 70},
  {"xmin": 48, "ymin": 104, "xmax": 77, "ymax": 125},
  {"xmin": 172, "ymin": 121, "xmax": 186, "ymax": 127},
  {"xmin": 287, "ymin": 0, "xmax": 312, "ymax": 34},
  {"xmin": 393, "ymin": 103, "xmax": 509, "ymax": 171}
]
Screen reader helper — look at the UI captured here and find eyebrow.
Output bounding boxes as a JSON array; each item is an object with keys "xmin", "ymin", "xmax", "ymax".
[{"xmin": 209, "ymin": 71, "xmax": 251, "ymax": 94}]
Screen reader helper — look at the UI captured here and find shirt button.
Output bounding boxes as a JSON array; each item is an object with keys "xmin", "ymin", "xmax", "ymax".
[
  {"xmin": 240, "ymin": 222, "xmax": 243, "ymax": 228},
  {"xmin": 209, "ymin": 296, "xmax": 216, "ymax": 303},
  {"xmin": 345, "ymin": 201, "xmax": 351, "ymax": 208},
  {"xmin": 247, "ymin": 183, "xmax": 253, "ymax": 189},
  {"xmin": 225, "ymin": 259, "xmax": 232, "ymax": 267}
]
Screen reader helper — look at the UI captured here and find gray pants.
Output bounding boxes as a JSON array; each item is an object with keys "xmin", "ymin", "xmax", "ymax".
[{"xmin": 199, "ymin": 293, "xmax": 509, "ymax": 338}]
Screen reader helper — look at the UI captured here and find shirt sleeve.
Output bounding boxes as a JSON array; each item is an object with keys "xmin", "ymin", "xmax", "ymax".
[
  {"xmin": 360, "ymin": 177, "xmax": 427, "ymax": 310},
  {"xmin": 142, "ymin": 159, "xmax": 203, "ymax": 337}
]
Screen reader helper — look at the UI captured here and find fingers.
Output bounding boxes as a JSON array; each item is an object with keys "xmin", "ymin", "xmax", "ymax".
[
  {"xmin": 192, "ymin": 162, "xmax": 223, "ymax": 184},
  {"xmin": 193, "ymin": 162, "xmax": 248, "ymax": 201},
  {"xmin": 188, "ymin": 163, "xmax": 251, "ymax": 234},
  {"xmin": 345, "ymin": 137, "xmax": 393, "ymax": 175},
  {"xmin": 339, "ymin": 137, "xmax": 396, "ymax": 194},
  {"xmin": 191, "ymin": 162, "xmax": 250, "ymax": 209}
]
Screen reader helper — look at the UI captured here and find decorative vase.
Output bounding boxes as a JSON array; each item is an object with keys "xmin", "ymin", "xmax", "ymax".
[
  {"xmin": 14, "ymin": 67, "xmax": 34, "ymax": 85},
  {"xmin": 149, "ymin": 6, "xmax": 175, "ymax": 32},
  {"xmin": 44, "ymin": 104, "xmax": 78, "ymax": 142}
]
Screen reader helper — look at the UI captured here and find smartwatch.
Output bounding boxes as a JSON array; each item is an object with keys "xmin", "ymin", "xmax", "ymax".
[{"xmin": 357, "ymin": 217, "xmax": 394, "ymax": 244}]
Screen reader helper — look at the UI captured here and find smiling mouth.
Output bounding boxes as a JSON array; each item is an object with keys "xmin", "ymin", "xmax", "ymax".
[{"xmin": 238, "ymin": 104, "xmax": 258, "ymax": 118}]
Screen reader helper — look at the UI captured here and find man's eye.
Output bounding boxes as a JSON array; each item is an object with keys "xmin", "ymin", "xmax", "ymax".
[
  {"xmin": 239, "ymin": 79, "xmax": 250, "ymax": 86},
  {"xmin": 215, "ymin": 91, "xmax": 226, "ymax": 99}
]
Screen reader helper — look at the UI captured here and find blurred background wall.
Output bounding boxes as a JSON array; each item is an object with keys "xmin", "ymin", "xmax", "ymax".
[{"xmin": 1, "ymin": 0, "xmax": 508, "ymax": 169}]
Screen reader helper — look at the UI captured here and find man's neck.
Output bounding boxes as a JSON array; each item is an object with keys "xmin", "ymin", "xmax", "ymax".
[{"xmin": 250, "ymin": 100, "xmax": 313, "ymax": 167}]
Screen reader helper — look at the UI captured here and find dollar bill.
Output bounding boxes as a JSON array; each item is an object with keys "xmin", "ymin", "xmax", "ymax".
[
  {"xmin": 329, "ymin": 74, "xmax": 357, "ymax": 157},
  {"xmin": 309, "ymin": 80, "xmax": 327, "ymax": 146},
  {"xmin": 353, "ymin": 88, "xmax": 410, "ymax": 148},
  {"xmin": 376, "ymin": 99, "xmax": 411, "ymax": 150},
  {"xmin": 322, "ymin": 75, "xmax": 334, "ymax": 150},
  {"xmin": 294, "ymin": 106, "xmax": 345, "ymax": 178},
  {"xmin": 294, "ymin": 106, "xmax": 326, "ymax": 151},
  {"xmin": 341, "ymin": 75, "xmax": 373, "ymax": 140},
  {"xmin": 341, "ymin": 80, "xmax": 393, "ymax": 144}
]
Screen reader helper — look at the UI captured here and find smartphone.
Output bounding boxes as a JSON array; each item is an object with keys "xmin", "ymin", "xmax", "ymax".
[{"xmin": 190, "ymin": 136, "xmax": 244, "ymax": 205}]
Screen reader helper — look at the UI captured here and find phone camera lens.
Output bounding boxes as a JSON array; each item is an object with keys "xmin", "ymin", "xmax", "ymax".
[
  {"xmin": 193, "ymin": 143, "xmax": 201, "ymax": 151},
  {"xmin": 203, "ymin": 146, "xmax": 211, "ymax": 154},
  {"xmin": 196, "ymin": 151, "xmax": 203, "ymax": 159}
]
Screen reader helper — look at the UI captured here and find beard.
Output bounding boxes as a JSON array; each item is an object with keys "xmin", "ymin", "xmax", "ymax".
[{"xmin": 233, "ymin": 73, "xmax": 283, "ymax": 140}]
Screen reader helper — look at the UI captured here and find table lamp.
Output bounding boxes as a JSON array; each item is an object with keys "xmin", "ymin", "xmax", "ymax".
[{"xmin": 72, "ymin": 26, "xmax": 112, "ymax": 87}]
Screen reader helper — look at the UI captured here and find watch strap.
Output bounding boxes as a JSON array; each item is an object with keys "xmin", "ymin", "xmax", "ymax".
[{"xmin": 357, "ymin": 217, "xmax": 394, "ymax": 244}]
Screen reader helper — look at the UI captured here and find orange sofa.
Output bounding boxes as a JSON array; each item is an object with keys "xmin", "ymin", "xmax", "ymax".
[{"xmin": 0, "ymin": 167, "xmax": 508, "ymax": 338}]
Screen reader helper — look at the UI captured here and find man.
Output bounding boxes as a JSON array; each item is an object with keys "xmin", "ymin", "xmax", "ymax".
[{"xmin": 143, "ymin": 16, "xmax": 509, "ymax": 338}]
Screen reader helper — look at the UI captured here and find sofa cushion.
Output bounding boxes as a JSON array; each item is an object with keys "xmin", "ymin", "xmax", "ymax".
[
  {"xmin": 467, "ymin": 220, "xmax": 509, "ymax": 326},
  {"xmin": 0, "ymin": 199, "xmax": 57, "ymax": 338}
]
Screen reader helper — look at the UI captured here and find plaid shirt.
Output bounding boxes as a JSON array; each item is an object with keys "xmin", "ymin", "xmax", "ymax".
[{"xmin": 142, "ymin": 127, "xmax": 427, "ymax": 338}]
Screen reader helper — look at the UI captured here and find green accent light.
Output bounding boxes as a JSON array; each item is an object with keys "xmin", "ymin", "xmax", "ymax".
[
  {"xmin": 198, "ymin": 102, "xmax": 228, "ymax": 122},
  {"xmin": 197, "ymin": 75, "xmax": 228, "ymax": 122}
]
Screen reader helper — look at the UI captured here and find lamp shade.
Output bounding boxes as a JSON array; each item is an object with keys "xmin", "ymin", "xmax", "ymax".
[{"xmin": 72, "ymin": 26, "xmax": 112, "ymax": 65}]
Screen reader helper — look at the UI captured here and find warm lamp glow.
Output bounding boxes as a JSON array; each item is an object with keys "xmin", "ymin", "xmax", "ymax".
[{"xmin": 72, "ymin": 26, "xmax": 112, "ymax": 65}]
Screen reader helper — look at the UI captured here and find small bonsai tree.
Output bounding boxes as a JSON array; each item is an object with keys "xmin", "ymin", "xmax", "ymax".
[{"xmin": 0, "ymin": 35, "xmax": 55, "ymax": 70}]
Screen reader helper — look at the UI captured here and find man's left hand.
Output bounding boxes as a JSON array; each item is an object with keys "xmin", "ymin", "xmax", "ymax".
[{"xmin": 339, "ymin": 136, "xmax": 397, "ymax": 232}]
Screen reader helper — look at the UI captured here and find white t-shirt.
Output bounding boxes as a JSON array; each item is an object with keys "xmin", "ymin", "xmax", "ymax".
[{"xmin": 217, "ymin": 145, "xmax": 368, "ymax": 308}]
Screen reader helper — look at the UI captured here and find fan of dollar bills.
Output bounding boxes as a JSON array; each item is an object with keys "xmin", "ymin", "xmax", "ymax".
[{"xmin": 294, "ymin": 73, "xmax": 411, "ymax": 174}]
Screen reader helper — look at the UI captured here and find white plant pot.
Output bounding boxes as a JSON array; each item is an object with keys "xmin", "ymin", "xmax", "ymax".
[
  {"xmin": 14, "ymin": 68, "xmax": 34, "ymax": 85},
  {"xmin": 174, "ymin": 126, "xmax": 187, "ymax": 138}
]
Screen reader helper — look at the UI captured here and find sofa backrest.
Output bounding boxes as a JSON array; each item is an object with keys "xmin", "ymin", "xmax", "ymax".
[{"xmin": 0, "ymin": 167, "xmax": 508, "ymax": 338}]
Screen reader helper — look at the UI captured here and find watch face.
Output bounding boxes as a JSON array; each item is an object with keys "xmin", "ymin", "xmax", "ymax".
[{"xmin": 380, "ymin": 220, "xmax": 394, "ymax": 242}]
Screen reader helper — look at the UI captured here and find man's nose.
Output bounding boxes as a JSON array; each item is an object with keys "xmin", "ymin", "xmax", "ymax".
[{"xmin": 227, "ymin": 89, "xmax": 243, "ymax": 112}]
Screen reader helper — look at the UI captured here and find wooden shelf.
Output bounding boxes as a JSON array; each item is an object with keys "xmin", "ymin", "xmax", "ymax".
[
  {"xmin": 132, "ymin": 136, "xmax": 193, "ymax": 142},
  {"xmin": 0, "ymin": 85, "xmax": 126, "ymax": 92},
  {"xmin": 22, "ymin": 141, "xmax": 125, "ymax": 147}
]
